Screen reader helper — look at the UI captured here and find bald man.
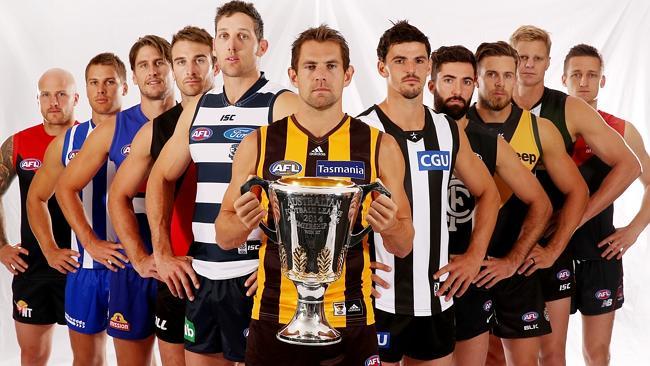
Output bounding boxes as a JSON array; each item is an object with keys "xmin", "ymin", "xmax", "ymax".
[{"xmin": 0, "ymin": 68, "xmax": 78, "ymax": 365}]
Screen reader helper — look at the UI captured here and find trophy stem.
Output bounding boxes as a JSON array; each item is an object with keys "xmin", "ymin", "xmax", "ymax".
[{"xmin": 276, "ymin": 282, "xmax": 341, "ymax": 345}]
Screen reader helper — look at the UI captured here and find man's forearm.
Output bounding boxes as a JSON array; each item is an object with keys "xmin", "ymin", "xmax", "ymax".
[
  {"xmin": 0, "ymin": 201, "xmax": 9, "ymax": 247},
  {"xmin": 147, "ymin": 177, "xmax": 176, "ymax": 258},
  {"xmin": 215, "ymin": 211, "xmax": 254, "ymax": 250},
  {"xmin": 627, "ymin": 185, "xmax": 650, "ymax": 234},
  {"xmin": 581, "ymin": 160, "xmax": 640, "ymax": 225},
  {"xmin": 506, "ymin": 199, "xmax": 552, "ymax": 265},
  {"xmin": 378, "ymin": 218, "xmax": 413, "ymax": 258},
  {"xmin": 465, "ymin": 192, "xmax": 500, "ymax": 260},
  {"xmin": 56, "ymin": 187, "xmax": 98, "ymax": 246},
  {"xmin": 545, "ymin": 189, "xmax": 588, "ymax": 255},
  {"xmin": 27, "ymin": 198, "xmax": 59, "ymax": 252},
  {"xmin": 109, "ymin": 196, "xmax": 149, "ymax": 263}
]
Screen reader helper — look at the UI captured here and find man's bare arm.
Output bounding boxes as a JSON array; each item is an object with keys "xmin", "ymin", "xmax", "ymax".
[
  {"xmin": 271, "ymin": 91, "xmax": 299, "ymax": 121},
  {"xmin": 566, "ymin": 96, "xmax": 640, "ymax": 225},
  {"xmin": 0, "ymin": 136, "xmax": 28, "ymax": 275}
]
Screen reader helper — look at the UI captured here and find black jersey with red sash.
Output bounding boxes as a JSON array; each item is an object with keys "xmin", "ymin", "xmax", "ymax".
[{"xmin": 12, "ymin": 123, "xmax": 71, "ymax": 278}]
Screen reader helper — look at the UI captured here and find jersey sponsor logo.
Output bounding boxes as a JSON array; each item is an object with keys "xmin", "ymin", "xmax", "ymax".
[
  {"xmin": 190, "ymin": 127, "xmax": 213, "ymax": 141},
  {"xmin": 184, "ymin": 317, "xmax": 196, "ymax": 342},
  {"xmin": 447, "ymin": 176, "xmax": 473, "ymax": 232},
  {"xmin": 155, "ymin": 316, "xmax": 168, "ymax": 331},
  {"xmin": 14, "ymin": 300, "xmax": 32, "ymax": 318},
  {"xmin": 556, "ymin": 269, "xmax": 571, "ymax": 281},
  {"xmin": 417, "ymin": 150, "xmax": 451, "ymax": 171},
  {"xmin": 345, "ymin": 299, "xmax": 364, "ymax": 315},
  {"xmin": 19, "ymin": 158, "xmax": 41, "ymax": 171},
  {"xmin": 270, "ymin": 160, "xmax": 302, "ymax": 176},
  {"xmin": 315, "ymin": 160, "xmax": 365, "ymax": 179},
  {"xmin": 109, "ymin": 312, "xmax": 131, "ymax": 331},
  {"xmin": 516, "ymin": 152, "xmax": 538, "ymax": 164},
  {"xmin": 223, "ymin": 127, "xmax": 253, "ymax": 141},
  {"xmin": 229, "ymin": 144, "xmax": 239, "ymax": 160},
  {"xmin": 483, "ymin": 300, "xmax": 493, "ymax": 312},
  {"xmin": 365, "ymin": 355, "xmax": 381, "ymax": 365},
  {"xmin": 65, "ymin": 312, "xmax": 85, "ymax": 329},
  {"xmin": 220, "ymin": 114, "xmax": 236, "ymax": 122},
  {"xmin": 522, "ymin": 311, "xmax": 539, "ymax": 323},
  {"xmin": 595, "ymin": 289, "xmax": 611, "ymax": 300},
  {"xmin": 377, "ymin": 332, "xmax": 390, "ymax": 349},
  {"xmin": 67, "ymin": 149, "xmax": 80, "ymax": 161},
  {"xmin": 601, "ymin": 298, "xmax": 613, "ymax": 308},
  {"xmin": 333, "ymin": 302, "xmax": 346, "ymax": 316},
  {"xmin": 120, "ymin": 144, "xmax": 131, "ymax": 156},
  {"xmin": 309, "ymin": 145, "xmax": 326, "ymax": 156},
  {"xmin": 237, "ymin": 241, "xmax": 261, "ymax": 255}
]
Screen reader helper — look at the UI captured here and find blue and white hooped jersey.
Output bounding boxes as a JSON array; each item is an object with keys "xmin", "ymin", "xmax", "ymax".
[
  {"xmin": 62, "ymin": 120, "xmax": 117, "ymax": 269},
  {"xmin": 189, "ymin": 74, "xmax": 288, "ymax": 280},
  {"xmin": 107, "ymin": 104, "xmax": 152, "ymax": 255}
]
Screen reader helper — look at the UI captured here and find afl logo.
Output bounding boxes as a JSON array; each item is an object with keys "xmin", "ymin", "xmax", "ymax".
[
  {"xmin": 67, "ymin": 149, "xmax": 80, "ymax": 161},
  {"xmin": 595, "ymin": 289, "xmax": 611, "ymax": 300},
  {"xmin": 522, "ymin": 311, "xmax": 539, "ymax": 322},
  {"xmin": 223, "ymin": 127, "xmax": 254, "ymax": 141},
  {"xmin": 269, "ymin": 160, "xmax": 302, "ymax": 176},
  {"xmin": 483, "ymin": 300, "xmax": 493, "ymax": 312},
  {"xmin": 556, "ymin": 269, "xmax": 571, "ymax": 281},
  {"xmin": 190, "ymin": 127, "xmax": 213, "ymax": 141},
  {"xmin": 120, "ymin": 144, "xmax": 131, "ymax": 156},
  {"xmin": 19, "ymin": 158, "xmax": 41, "ymax": 171}
]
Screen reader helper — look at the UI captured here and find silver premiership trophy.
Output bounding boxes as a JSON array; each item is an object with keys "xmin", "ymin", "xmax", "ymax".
[{"xmin": 241, "ymin": 176, "xmax": 389, "ymax": 345}]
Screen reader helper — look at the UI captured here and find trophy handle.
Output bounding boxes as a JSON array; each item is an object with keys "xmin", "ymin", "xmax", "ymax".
[
  {"xmin": 240, "ymin": 176, "xmax": 277, "ymax": 242},
  {"xmin": 349, "ymin": 181, "xmax": 392, "ymax": 246}
]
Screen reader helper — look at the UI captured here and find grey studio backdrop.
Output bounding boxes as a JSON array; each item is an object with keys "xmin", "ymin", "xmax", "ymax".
[{"xmin": 0, "ymin": 0, "xmax": 648, "ymax": 364}]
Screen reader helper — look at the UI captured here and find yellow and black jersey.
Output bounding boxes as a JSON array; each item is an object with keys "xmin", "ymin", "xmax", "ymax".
[
  {"xmin": 467, "ymin": 104, "xmax": 543, "ymax": 258},
  {"xmin": 253, "ymin": 114, "xmax": 381, "ymax": 327}
]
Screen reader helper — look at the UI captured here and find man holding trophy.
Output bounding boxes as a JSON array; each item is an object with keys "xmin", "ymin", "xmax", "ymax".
[{"xmin": 216, "ymin": 25, "xmax": 414, "ymax": 365}]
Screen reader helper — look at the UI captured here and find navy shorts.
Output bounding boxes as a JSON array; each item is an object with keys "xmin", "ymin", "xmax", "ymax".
[
  {"xmin": 572, "ymin": 259, "xmax": 624, "ymax": 316},
  {"xmin": 107, "ymin": 267, "xmax": 157, "ymax": 340},
  {"xmin": 65, "ymin": 268, "xmax": 110, "ymax": 334},
  {"xmin": 454, "ymin": 284, "xmax": 494, "ymax": 341}
]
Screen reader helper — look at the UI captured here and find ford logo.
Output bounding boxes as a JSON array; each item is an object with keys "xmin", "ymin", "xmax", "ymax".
[{"xmin": 223, "ymin": 127, "xmax": 254, "ymax": 141}]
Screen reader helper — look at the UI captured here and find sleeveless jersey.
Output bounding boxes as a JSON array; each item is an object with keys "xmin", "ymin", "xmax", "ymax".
[
  {"xmin": 253, "ymin": 114, "xmax": 380, "ymax": 327},
  {"xmin": 570, "ymin": 111, "xmax": 626, "ymax": 259},
  {"xmin": 150, "ymin": 103, "xmax": 195, "ymax": 256},
  {"xmin": 448, "ymin": 119, "xmax": 498, "ymax": 255},
  {"xmin": 12, "ymin": 123, "xmax": 71, "ymax": 278},
  {"xmin": 188, "ymin": 74, "xmax": 288, "ymax": 280},
  {"xmin": 107, "ymin": 104, "xmax": 151, "ymax": 259},
  {"xmin": 357, "ymin": 105, "xmax": 459, "ymax": 316},
  {"xmin": 61, "ymin": 120, "xmax": 116, "ymax": 269},
  {"xmin": 468, "ymin": 104, "xmax": 543, "ymax": 257}
]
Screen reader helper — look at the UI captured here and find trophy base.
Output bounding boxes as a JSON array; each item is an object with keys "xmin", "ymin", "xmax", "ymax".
[{"xmin": 276, "ymin": 283, "xmax": 341, "ymax": 346}]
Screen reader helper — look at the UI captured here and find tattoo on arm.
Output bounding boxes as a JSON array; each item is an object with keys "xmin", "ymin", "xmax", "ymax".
[{"xmin": 0, "ymin": 136, "xmax": 17, "ymax": 246}]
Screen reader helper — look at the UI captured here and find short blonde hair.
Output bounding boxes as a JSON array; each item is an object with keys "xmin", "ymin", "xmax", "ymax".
[{"xmin": 509, "ymin": 25, "xmax": 552, "ymax": 55}]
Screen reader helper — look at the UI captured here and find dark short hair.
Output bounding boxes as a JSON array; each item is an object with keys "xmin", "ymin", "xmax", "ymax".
[
  {"xmin": 128, "ymin": 35, "xmax": 172, "ymax": 71},
  {"xmin": 215, "ymin": 0, "xmax": 264, "ymax": 41},
  {"xmin": 171, "ymin": 26, "xmax": 216, "ymax": 64},
  {"xmin": 475, "ymin": 41, "xmax": 519, "ymax": 68},
  {"xmin": 430, "ymin": 45, "xmax": 476, "ymax": 80},
  {"xmin": 85, "ymin": 53, "xmax": 127, "ymax": 83},
  {"xmin": 563, "ymin": 43, "xmax": 603, "ymax": 74},
  {"xmin": 291, "ymin": 25, "xmax": 350, "ymax": 70},
  {"xmin": 376, "ymin": 20, "xmax": 431, "ymax": 62}
]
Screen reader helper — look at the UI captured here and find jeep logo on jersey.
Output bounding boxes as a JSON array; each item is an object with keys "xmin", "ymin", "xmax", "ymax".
[
  {"xmin": 67, "ymin": 149, "xmax": 80, "ymax": 161},
  {"xmin": 516, "ymin": 152, "xmax": 538, "ymax": 164},
  {"xmin": 447, "ymin": 176, "xmax": 473, "ymax": 231},
  {"xmin": 522, "ymin": 311, "xmax": 539, "ymax": 322},
  {"xmin": 269, "ymin": 160, "xmax": 302, "ymax": 176},
  {"xmin": 120, "ymin": 144, "xmax": 131, "ymax": 156},
  {"xmin": 315, "ymin": 160, "xmax": 365, "ymax": 179},
  {"xmin": 556, "ymin": 269, "xmax": 571, "ymax": 281},
  {"xmin": 595, "ymin": 289, "xmax": 611, "ymax": 300},
  {"xmin": 223, "ymin": 127, "xmax": 254, "ymax": 141},
  {"xmin": 417, "ymin": 150, "xmax": 451, "ymax": 171},
  {"xmin": 19, "ymin": 158, "xmax": 41, "ymax": 171},
  {"xmin": 190, "ymin": 127, "xmax": 213, "ymax": 141}
]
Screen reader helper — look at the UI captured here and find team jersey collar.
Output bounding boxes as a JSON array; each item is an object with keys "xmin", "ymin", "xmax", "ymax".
[
  {"xmin": 289, "ymin": 113, "xmax": 349, "ymax": 144},
  {"xmin": 372, "ymin": 104, "xmax": 431, "ymax": 142},
  {"xmin": 222, "ymin": 71, "xmax": 269, "ymax": 106}
]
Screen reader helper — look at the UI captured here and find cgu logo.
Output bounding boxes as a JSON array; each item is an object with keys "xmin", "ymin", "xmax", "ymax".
[
  {"xmin": 521, "ymin": 311, "xmax": 539, "ymax": 322},
  {"xmin": 20, "ymin": 158, "xmax": 41, "ymax": 171},
  {"xmin": 67, "ymin": 150, "xmax": 80, "ymax": 161},
  {"xmin": 556, "ymin": 269, "xmax": 571, "ymax": 281},
  {"xmin": 595, "ymin": 289, "xmax": 611, "ymax": 300},
  {"xmin": 269, "ymin": 160, "xmax": 302, "ymax": 176},
  {"xmin": 120, "ymin": 144, "xmax": 131, "ymax": 156},
  {"xmin": 223, "ymin": 127, "xmax": 254, "ymax": 141},
  {"xmin": 191, "ymin": 127, "xmax": 213, "ymax": 141},
  {"xmin": 417, "ymin": 150, "xmax": 451, "ymax": 171},
  {"xmin": 376, "ymin": 332, "xmax": 390, "ymax": 349}
]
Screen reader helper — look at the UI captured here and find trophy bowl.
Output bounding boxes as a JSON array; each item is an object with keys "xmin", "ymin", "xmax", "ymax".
[{"xmin": 241, "ymin": 176, "xmax": 389, "ymax": 345}]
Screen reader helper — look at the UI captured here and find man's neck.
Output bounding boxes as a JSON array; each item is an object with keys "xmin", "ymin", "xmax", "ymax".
[
  {"xmin": 588, "ymin": 97, "xmax": 598, "ymax": 110},
  {"xmin": 91, "ymin": 111, "xmax": 117, "ymax": 126},
  {"xmin": 293, "ymin": 103, "xmax": 345, "ymax": 139},
  {"xmin": 456, "ymin": 115, "xmax": 469, "ymax": 130},
  {"xmin": 224, "ymin": 70, "xmax": 261, "ymax": 105},
  {"xmin": 43, "ymin": 119, "xmax": 75, "ymax": 136},
  {"xmin": 514, "ymin": 80, "xmax": 545, "ymax": 110},
  {"xmin": 141, "ymin": 94, "xmax": 175, "ymax": 121},
  {"xmin": 378, "ymin": 89, "xmax": 425, "ymax": 131},
  {"xmin": 476, "ymin": 101, "xmax": 512, "ymax": 124}
]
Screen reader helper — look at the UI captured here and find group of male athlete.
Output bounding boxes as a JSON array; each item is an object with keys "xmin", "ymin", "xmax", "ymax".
[{"xmin": 0, "ymin": 1, "xmax": 648, "ymax": 366}]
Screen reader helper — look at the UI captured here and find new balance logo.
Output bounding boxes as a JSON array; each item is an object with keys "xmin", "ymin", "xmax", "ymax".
[{"xmin": 309, "ymin": 146, "xmax": 326, "ymax": 156}]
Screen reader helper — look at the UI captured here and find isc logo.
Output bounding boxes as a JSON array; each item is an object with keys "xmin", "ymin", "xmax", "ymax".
[
  {"xmin": 67, "ymin": 150, "xmax": 79, "ymax": 161},
  {"xmin": 417, "ymin": 150, "xmax": 451, "ymax": 171},
  {"xmin": 120, "ymin": 144, "xmax": 131, "ymax": 156},
  {"xmin": 269, "ymin": 160, "xmax": 302, "ymax": 176},
  {"xmin": 556, "ymin": 269, "xmax": 571, "ymax": 281},
  {"xmin": 521, "ymin": 311, "xmax": 539, "ymax": 322},
  {"xmin": 223, "ymin": 127, "xmax": 254, "ymax": 141},
  {"xmin": 20, "ymin": 158, "xmax": 41, "ymax": 171},
  {"xmin": 220, "ymin": 114, "xmax": 236, "ymax": 121},
  {"xmin": 595, "ymin": 289, "xmax": 611, "ymax": 300},
  {"xmin": 190, "ymin": 127, "xmax": 213, "ymax": 141}
]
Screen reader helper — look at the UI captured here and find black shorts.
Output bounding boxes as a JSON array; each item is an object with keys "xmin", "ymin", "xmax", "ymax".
[
  {"xmin": 184, "ymin": 273, "xmax": 252, "ymax": 361},
  {"xmin": 454, "ymin": 284, "xmax": 494, "ymax": 341},
  {"xmin": 572, "ymin": 259, "xmax": 624, "ymax": 316},
  {"xmin": 246, "ymin": 318, "xmax": 380, "ymax": 366},
  {"xmin": 375, "ymin": 307, "xmax": 455, "ymax": 362},
  {"xmin": 491, "ymin": 273, "xmax": 551, "ymax": 339},
  {"xmin": 155, "ymin": 281, "xmax": 186, "ymax": 344},
  {"xmin": 12, "ymin": 275, "xmax": 65, "ymax": 325},
  {"xmin": 539, "ymin": 248, "xmax": 575, "ymax": 301}
]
